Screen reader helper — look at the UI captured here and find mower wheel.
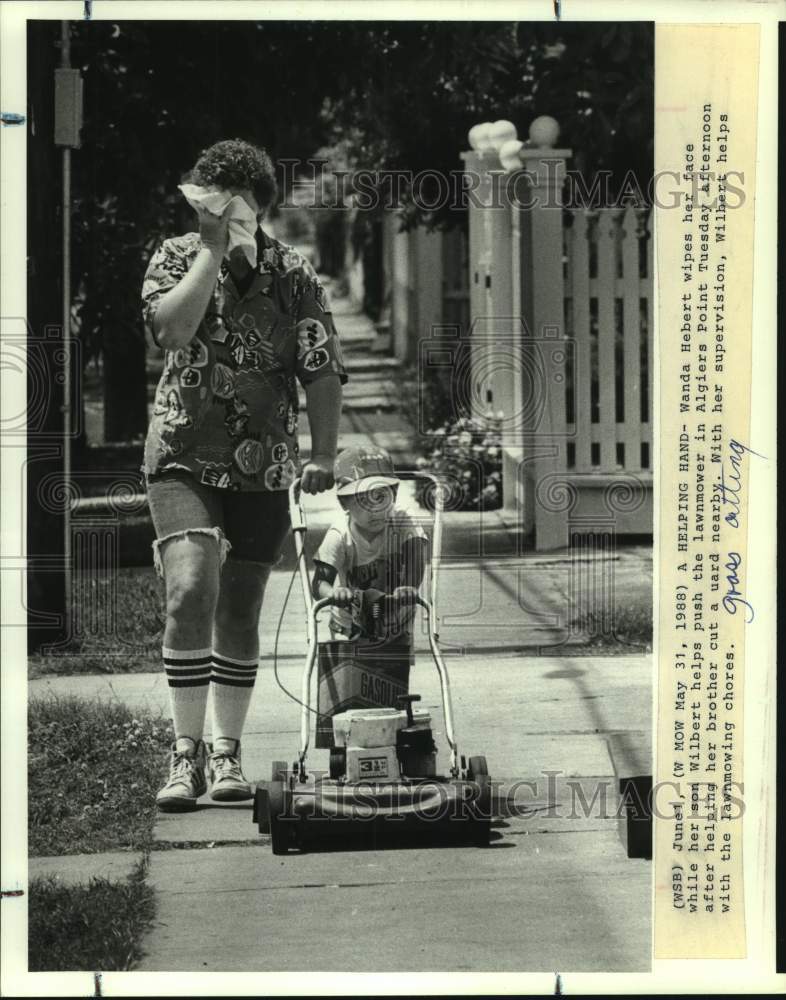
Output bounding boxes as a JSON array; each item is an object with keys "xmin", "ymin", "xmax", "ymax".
[
  {"xmin": 329, "ymin": 749, "xmax": 346, "ymax": 779},
  {"xmin": 254, "ymin": 783, "xmax": 270, "ymax": 833},
  {"xmin": 267, "ymin": 779, "xmax": 296, "ymax": 855},
  {"xmin": 467, "ymin": 755, "xmax": 489, "ymax": 780},
  {"xmin": 271, "ymin": 760, "xmax": 288, "ymax": 783},
  {"xmin": 470, "ymin": 774, "xmax": 492, "ymax": 846}
]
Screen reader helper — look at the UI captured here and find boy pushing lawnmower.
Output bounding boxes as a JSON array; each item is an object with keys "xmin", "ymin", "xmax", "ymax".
[{"xmin": 311, "ymin": 446, "xmax": 428, "ymax": 645}]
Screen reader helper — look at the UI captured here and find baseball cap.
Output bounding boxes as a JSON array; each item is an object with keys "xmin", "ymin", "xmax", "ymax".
[{"xmin": 334, "ymin": 446, "xmax": 400, "ymax": 498}]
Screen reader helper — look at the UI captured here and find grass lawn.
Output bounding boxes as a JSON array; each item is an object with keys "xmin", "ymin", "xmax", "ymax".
[
  {"xmin": 29, "ymin": 696, "xmax": 172, "ymax": 855},
  {"xmin": 28, "ymin": 696, "xmax": 172, "ymax": 971},
  {"xmin": 567, "ymin": 554, "xmax": 653, "ymax": 653},
  {"xmin": 28, "ymin": 866, "xmax": 155, "ymax": 972},
  {"xmin": 569, "ymin": 598, "xmax": 653, "ymax": 653},
  {"xmin": 29, "ymin": 567, "xmax": 164, "ymax": 678}
]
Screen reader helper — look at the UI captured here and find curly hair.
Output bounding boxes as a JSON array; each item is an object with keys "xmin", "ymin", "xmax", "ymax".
[{"xmin": 190, "ymin": 139, "xmax": 278, "ymax": 210}]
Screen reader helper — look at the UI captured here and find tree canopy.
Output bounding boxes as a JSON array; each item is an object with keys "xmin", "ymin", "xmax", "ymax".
[
  {"xmin": 59, "ymin": 18, "xmax": 652, "ymax": 435},
  {"xmin": 69, "ymin": 18, "xmax": 652, "ymax": 244},
  {"xmin": 319, "ymin": 21, "xmax": 653, "ymax": 226}
]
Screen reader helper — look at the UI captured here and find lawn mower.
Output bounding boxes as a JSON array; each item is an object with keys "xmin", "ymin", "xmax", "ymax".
[{"xmin": 252, "ymin": 473, "xmax": 492, "ymax": 854}]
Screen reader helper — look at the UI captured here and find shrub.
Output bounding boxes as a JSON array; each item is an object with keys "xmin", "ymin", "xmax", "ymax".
[{"xmin": 414, "ymin": 412, "xmax": 503, "ymax": 511}]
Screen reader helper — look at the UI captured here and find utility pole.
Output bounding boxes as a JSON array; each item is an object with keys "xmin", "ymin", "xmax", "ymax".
[
  {"xmin": 54, "ymin": 22, "xmax": 83, "ymax": 638},
  {"xmin": 26, "ymin": 21, "xmax": 82, "ymax": 652}
]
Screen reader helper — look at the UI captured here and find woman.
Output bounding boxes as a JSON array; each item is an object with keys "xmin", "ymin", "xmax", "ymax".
[{"xmin": 142, "ymin": 139, "xmax": 345, "ymax": 810}]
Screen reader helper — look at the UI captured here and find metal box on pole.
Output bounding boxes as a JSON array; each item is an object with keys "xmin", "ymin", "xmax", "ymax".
[{"xmin": 54, "ymin": 67, "xmax": 83, "ymax": 148}]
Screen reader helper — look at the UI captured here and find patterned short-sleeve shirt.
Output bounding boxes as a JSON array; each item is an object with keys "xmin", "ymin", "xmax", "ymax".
[{"xmin": 141, "ymin": 228, "xmax": 347, "ymax": 491}]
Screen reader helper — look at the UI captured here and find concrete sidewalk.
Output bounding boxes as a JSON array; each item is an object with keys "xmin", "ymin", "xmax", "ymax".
[{"xmin": 30, "ymin": 653, "xmax": 652, "ymax": 972}]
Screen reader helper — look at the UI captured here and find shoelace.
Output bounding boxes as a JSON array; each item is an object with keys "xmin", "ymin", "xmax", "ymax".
[
  {"xmin": 170, "ymin": 751, "xmax": 198, "ymax": 782},
  {"xmin": 211, "ymin": 753, "xmax": 243, "ymax": 781}
]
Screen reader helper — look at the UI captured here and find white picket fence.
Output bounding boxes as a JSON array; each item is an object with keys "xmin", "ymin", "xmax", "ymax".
[
  {"xmin": 562, "ymin": 206, "xmax": 653, "ymax": 477},
  {"xmin": 381, "ymin": 160, "xmax": 654, "ymax": 548}
]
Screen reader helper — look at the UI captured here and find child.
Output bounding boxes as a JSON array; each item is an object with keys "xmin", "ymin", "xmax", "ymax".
[{"xmin": 312, "ymin": 446, "xmax": 428, "ymax": 643}]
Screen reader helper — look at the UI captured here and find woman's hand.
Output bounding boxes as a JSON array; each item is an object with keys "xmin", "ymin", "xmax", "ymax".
[
  {"xmin": 197, "ymin": 202, "xmax": 232, "ymax": 257},
  {"xmin": 301, "ymin": 454, "xmax": 335, "ymax": 494}
]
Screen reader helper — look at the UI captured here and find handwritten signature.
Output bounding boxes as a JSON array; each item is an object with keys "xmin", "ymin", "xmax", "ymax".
[{"xmin": 714, "ymin": 439, "xmax": 765, "ymax": 623}]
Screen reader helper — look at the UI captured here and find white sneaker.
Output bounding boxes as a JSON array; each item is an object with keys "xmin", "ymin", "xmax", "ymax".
[
  {"xmin": 156, "ymin": 740, "xmax": 207, "ymax": 812},
  {"xmin": 207, "ymin": 740, "xmax": 253, "ymax": 802}
]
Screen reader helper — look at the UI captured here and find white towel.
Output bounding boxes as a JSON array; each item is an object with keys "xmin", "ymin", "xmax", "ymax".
[{"xmin": 178, "ymin": 183, "xmax": 258, "ymax": 267}]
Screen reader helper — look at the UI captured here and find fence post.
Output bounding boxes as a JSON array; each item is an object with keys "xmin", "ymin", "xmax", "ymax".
[
  {"xmin": 459, "ymin": 150, "xmax": 488, "ymax": 336},
  {"xmin": 459, "ymin": 148, "xmax": 487, "ymax": 411},
  {"xmin": 509, "ymin": 118, "xmax": 573, "ymax": 548},
  {"xmin": 460, "ymin": 146, "xmax": 516, "ymax": 507},
  {"xmin": 411, "ymin": 227, "xmax": 444, "ymax": 360},
  {"xmin": 390, "ymin": 221, "xmax": 410, "ymax": 361},
  {"xmin": 344, "ymin": 206, "xmax": 365, "ymax": 309},
  {"xmin": 376, "ymin": 212, "xmax": 395, "ymax": 340},
  {"xmin": 386, "ymin": 215, "xmax": 444, "ymax": 363},
  {"xmin": 440, "ymin": 227, "xmax": 470, "ymax": 332}
]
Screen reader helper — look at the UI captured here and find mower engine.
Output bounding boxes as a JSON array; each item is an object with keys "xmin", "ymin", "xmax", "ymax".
[{"xmin": 330, "ymin": 695, "xmax": 437, "ymax": 783}]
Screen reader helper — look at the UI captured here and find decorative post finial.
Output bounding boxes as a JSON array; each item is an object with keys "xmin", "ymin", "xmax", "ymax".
[
  {"xmin": 499, "ymin": 139, "xmax": 524, "ymax": 172},
  {"xmin": 468, "ymin": 119, "xmax": 518, "ymax": 156},
  {"xmin": 528, "ymin": 116, "xmax": 560, "ymax": 149},
  {"xmin": 467, "ymin": 122, "xmax": 492, "ymax": 152},
  {"xmin": 488, "ymin": 120, "xmax": 517, "ymax": 150}
]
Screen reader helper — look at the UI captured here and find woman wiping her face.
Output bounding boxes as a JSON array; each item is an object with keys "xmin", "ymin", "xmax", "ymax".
[{"xmin": 142, "ymin": 139, "xmax": 347, "ymax": 811}]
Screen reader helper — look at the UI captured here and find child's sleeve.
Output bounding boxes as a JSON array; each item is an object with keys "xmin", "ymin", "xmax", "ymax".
[
  {"xmin": 312, "ymin": 524, "xmax": 349, "ymax": 600},
  {"xmin": 313, "ymin": 525, "xmax": 347, "ymax": 574}
]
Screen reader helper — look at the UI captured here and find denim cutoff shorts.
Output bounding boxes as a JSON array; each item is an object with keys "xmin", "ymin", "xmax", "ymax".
[{"xmin": 145, "ymin": 470, "xmax": 291, "ymax": 576}]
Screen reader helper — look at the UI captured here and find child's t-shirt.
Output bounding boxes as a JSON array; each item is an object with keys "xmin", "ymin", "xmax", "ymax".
[{"xmin": 314, "ymin": 506, "xmax": 427, "ymax": 637}]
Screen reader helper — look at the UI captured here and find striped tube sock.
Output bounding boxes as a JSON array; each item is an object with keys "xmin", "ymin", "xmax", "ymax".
[
  {"xmin": 162, "ymin": 646, "xmax": 212, "ymax": 752},
  {"xmin": 210, "ymin": 652, "xmax": 259, "ymax": 753}
]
